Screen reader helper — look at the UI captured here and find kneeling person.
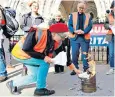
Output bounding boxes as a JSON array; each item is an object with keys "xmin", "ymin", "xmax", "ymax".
[{"xmin": 6, "ymin": 23, "xmax": 81, "ymax": 96}]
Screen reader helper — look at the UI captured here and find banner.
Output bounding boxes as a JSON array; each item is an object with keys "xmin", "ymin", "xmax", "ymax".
[{"xmin": 90, "ymin": 24, "xmax": 108, "ymax": 46}]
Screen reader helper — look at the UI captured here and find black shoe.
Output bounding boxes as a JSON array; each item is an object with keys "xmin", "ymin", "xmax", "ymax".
[
  {"xmin": 54, "ymin": 65, "xmax": 60, "ymax": 73},
  {"xmin": 70, "ymin": 70, "xmax": 76, "ymax": 75},
  {"xmin": 6, "ymin": 80, "xmax": 21, "ymax": 95},
  {"xmin": 34, "ymin": 88, "xmax": 55, "ymax": 96},
  {"xmin": 0, "ymin": 76, "xmax": 7, "ymax": 83}
]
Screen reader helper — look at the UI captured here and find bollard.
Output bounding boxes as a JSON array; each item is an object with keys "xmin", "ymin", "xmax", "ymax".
[
  {"xmin": 81, "ymin": 54, "xmax": 97, "ymax": 93},
  {"xmin": 81, "ymin": 75, "xmax": 96, "ymax": 93}
]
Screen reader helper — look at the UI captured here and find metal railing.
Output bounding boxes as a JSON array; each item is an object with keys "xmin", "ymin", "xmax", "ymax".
[
  {"xmin": 78, "ymin": 46, "xmax": 108, "ymax": 63},
  {"xmin": 10, "ymin": 35, "xmax": 23, "ymax": 51},
  {"xmin": 10, "ymin": 35, "xmax": 109, "ymax": 63}
]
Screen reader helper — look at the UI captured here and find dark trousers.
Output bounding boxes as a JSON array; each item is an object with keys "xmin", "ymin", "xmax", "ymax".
[
  {"xmin": 54, "ymin": 44, "xmax": 64, "ymax": 73},
  {"xmin": 54, "ymin": 65, "xmax": 64, "ymax": 73},
  {"xmin": 71, "ymin": 40, "xmax": 89, "ymax": 71}
]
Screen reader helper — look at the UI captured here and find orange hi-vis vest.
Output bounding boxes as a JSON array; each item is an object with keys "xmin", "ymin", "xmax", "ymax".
[
  {"xmin": 107, "ymin": 13, "xmax": 115, "ymax": 35},
  {"xmin": 12, "ymin": 29, "xmax": 48, "ymax": 59},
  {"xmin": 69, "ymin": 12, "xmax": 91, "ymax": 40},
  {"xmin": 34, "ymin": 29, "xmax": 47, "ymax": 53},
  {"xmin": 12, "ymin": 29, "xmax": 60, "ymax": 59}
]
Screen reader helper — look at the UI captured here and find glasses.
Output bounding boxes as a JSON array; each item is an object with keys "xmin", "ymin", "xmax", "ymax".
[
  {"xmin": 56, "ymin": 15, "xmax": 61, "ymax": 19},
  {"xmin": 79, "ymin": 7, "xmax": 84, "ymax": 10},
  {"xmin": 32, "ymin": 5, "xmax": 39, "ymax": 8},
  {"xmin": 57, "ymin": 33, "xmax": 67, "ymax": 39}
]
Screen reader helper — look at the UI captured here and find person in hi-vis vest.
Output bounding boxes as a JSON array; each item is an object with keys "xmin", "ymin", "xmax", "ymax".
[
  {"xmin": 104, "ymin": 0, "xmax": 115, "ymax": 75},
  {"xmin": 68, "ymin": 1, "xmax": 92, "ymax": 75},
  {"xmin": 6, "ymin": 23, "xmax": 82, "ymax": 96}
]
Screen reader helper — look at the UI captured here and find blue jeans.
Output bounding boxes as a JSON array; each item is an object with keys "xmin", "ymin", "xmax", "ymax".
[
  {"xmin": 108, "ymin": 36, "xmax": 114, "ymax": 68},
  {"xmin": 71, "ymin": 39, "xmax": 89, "ymax": 71},
  {"xmin": 0, "ymin": 48, "xmax": 7, "ymax": 77},
  {"xmin": 13, "ymin": 57, "xmax": 49, "ymax": 89}
]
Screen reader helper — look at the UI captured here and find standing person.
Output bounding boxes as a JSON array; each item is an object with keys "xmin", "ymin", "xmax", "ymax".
[
  {"xmin": 68, "ymin": 1, "xmax": 92, "ymax": 75},
  {"xmin": 55, "ymin": 12, "xmax": 65, "ymax": 23},
  {"xmin": 3, "ymin": 34, "xmax": 12, "ymax": 68},
  {"xmin": 1, "ymin": 7, "xmax": 17, "ymax": 69},
  {"xmin": 0, "ymin": 6, "xmax": 7, "ymax": 82},
  {"xmin": 0, "ymin": 28, "xmax": 7, "ymax": 82},
  {"xmin": 54, "ymin": 12, "xmax": 65, "ymax": 73},
  {"xmin": 20, "ymin": 0, "xmax": 44, "ymax": 75},
  {"xmin": 0, "ymin": 5, "xmax": 18, "ymax": 81},
  {"xmin": 49, "ymin": 12, "xmax": 65, "ymax": 74},
  {"xmin": 20, "ymin": 0, "xmax": 44, "ymax": 33},
  {"xmin": 104, "ymin": 1, "xmax": 115, "ymax": 75},
  {"xmin": 6, "ymin": 23, "xmax": 81, "ymax": 95}
]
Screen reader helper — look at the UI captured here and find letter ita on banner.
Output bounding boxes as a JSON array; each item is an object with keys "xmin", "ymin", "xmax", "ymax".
[{"xmin": 90, "ymin": 24, "xmax": 108, "ymax": 46}]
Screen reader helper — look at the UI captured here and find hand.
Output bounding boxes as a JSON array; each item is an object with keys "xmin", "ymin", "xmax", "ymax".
[
  {"xmin": 68, "ymin": 63, "xmax": 82, "ymax": 74},
  {"xmin": 74, "ymin": 30, "xmax": 84, "ymax": 34},
  {"xmin": 74, "ymin": 69, "xmax": 82, "ymax": 75},
  {"xmin": 44, "ymin": 56, "xmax": 53, "ymax": 64},
  {"xmin": 77, "ymin": 30, "xmax": 84, "ymax": 34},
  {"xmin": 74, "ymin": 30, "xmax": 80, "ymax": 34}
]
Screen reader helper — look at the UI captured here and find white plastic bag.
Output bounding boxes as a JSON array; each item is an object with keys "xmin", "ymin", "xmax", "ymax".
[{"xmin": 51, "ymin": 51, "xmax": 67, "ymax": 66}]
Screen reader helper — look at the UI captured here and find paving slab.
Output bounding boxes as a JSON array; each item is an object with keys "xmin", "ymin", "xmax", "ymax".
[{"xmin": 0, "ymin": 64, "xmax": 114, "ymax": 96}]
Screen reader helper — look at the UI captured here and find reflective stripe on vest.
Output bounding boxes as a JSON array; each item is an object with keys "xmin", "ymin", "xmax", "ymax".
[
  {"xmin": 107, "ymin": 30, "xmax": 113, "ymax": 35},
  {"xmin": 107, "ymin": 14, "xmax": 114, "ymax": 35},
  {"xmin": 72, "ymin": 12, "xmax": 90, "ymax": 40},
  {"xmin": 12, "ymin": 29, "xmax": 48, "ymax": 59}
]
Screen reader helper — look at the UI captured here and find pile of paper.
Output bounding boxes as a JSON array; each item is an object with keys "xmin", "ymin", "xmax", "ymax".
[{"xmin": 51, "ymin": 51, "xmax": 67, "ymax": 66}]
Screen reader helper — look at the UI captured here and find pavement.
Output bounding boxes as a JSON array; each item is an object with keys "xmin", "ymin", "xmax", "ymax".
[{"xmin": 0, "ymin": 61, "xmax": 114, "ymax": 96}]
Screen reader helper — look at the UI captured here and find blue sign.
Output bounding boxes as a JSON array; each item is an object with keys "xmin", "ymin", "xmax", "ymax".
[{"xmin": 90, "ymin": 35, "xmax": 108, "ymax": 46}]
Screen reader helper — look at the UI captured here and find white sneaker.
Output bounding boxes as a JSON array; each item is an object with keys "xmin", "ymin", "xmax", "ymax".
[
  {"xmin": 106, "ymin": 69, "xmax": 114, "ymax": 75},
  {"xmin": 78, "ymin": 72, "xmax": 90, "ymax": 79}
]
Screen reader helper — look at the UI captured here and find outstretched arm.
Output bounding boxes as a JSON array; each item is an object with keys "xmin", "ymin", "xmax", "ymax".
[{"xmin": 68, "ymin": 63, "xmax": 81, "ymax": 74}]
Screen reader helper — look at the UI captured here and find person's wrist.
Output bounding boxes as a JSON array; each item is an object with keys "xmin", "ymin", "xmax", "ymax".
[{"xmin": 44, "ymin": 56, "xmax": 47, "ymax": 60}]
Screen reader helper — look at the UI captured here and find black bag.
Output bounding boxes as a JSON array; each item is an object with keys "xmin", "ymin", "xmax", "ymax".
[
  {"xmin": 22, "ymin": 32, "xmax": 35, "ymax": 51},
  {"xmin": 0, "ymin": 6, "xmax": 19, "ymax": 38}
]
